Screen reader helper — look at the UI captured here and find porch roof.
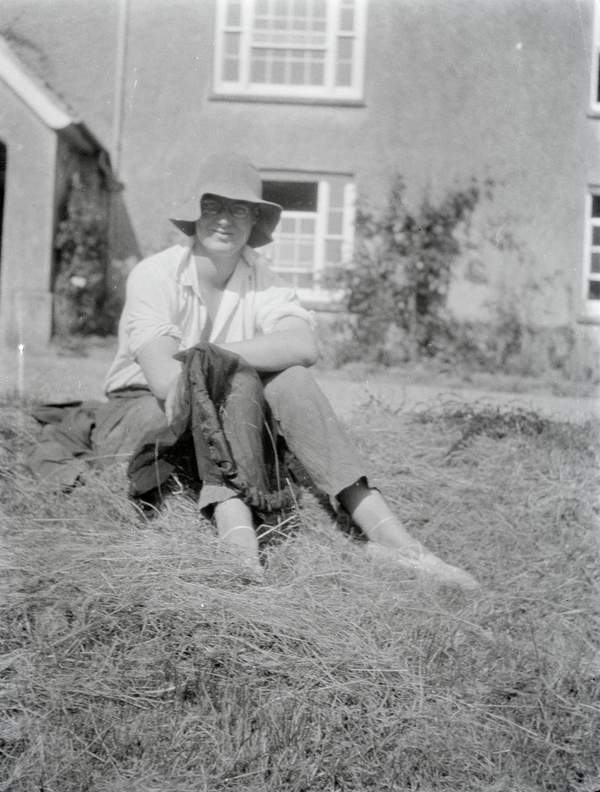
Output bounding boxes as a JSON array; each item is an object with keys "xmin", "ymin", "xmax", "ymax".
[{"xmin": 0, "ymin": 34, "xmax": 102, "ymax": 154}]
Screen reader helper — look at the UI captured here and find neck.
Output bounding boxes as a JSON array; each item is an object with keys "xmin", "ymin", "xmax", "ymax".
[{"xmin": 191, "ymin": 240, "xmax": 242, "ymax": 286}]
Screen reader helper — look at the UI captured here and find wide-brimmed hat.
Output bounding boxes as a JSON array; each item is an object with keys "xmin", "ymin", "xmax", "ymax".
[{"xmin": 168, "ymin": 154, "xmax": 282, "ymax": 248}]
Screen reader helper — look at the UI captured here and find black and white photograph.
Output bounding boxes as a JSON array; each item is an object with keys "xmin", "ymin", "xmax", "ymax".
[{"xmin": 0, "ymin": 1, "xmax": 597, "ymax": 789}]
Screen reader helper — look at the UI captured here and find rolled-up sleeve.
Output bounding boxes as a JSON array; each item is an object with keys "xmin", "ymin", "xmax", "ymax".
[
  {"xmin": 124, "ymin": 262, "xmax": 183, "ymax": 356},
  {"xmin": 253, "ymin": 268, "xmax": 315, "ymax": 335}
]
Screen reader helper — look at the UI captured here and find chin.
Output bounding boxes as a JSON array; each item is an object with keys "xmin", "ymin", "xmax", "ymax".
[{"xmin": 204, "ymin": 239, "xmax": 238, "ymax": 253}]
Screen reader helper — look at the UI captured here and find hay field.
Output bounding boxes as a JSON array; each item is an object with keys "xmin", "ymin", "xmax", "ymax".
[{"xmin": 0, "ymin": 388, "xmax": 598, "ymax": 791}]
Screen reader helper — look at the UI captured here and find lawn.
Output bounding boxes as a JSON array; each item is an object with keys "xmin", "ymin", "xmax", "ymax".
[{"xmin": 0, "ymin": 384, "xmax": 598, "ymax": 791}]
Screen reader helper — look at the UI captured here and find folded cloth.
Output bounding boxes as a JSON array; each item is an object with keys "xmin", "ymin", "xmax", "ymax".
[
  {"xmin": 127, "ymin": 342, "xmax": 295, "ymax": 512},
  {"xmin": 26, "ymin": 344, "xmax": 297, "ymax": 514},
  {"xmin": 26, "ymin": 400, "xmax": 103, "ymax": 489}
]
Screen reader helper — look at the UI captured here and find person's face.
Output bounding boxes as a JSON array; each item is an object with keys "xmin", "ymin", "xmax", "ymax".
[{"xmin": 194, "ymin": 194, "xmax": 259, "ymax": 256}]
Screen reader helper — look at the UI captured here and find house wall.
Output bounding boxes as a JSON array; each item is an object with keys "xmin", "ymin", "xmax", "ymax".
[
  {"xmin": 581, "ymin": 0, "xmax": 600, "ymax": 362},
  {"xmin": 0, "ymin": 78, "xmax": 57, "ymax": 348},
  {"xmin": 0, "ymin": 0, "xmax": 590, "ymax": 332},
  {"xmin": 120, "ymin": 0, "xmax": 585, "ymax": 329}
]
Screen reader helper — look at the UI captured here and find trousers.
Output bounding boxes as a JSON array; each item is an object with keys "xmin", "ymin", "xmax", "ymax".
[{"xmin": 92, "ymin": 359, "xmax": 368, "ymax": 512}]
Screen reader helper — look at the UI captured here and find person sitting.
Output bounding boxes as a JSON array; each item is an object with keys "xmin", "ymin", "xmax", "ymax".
[{"xmin": 98, "ymin": 153, "xmax": 478, "ymax": 589}]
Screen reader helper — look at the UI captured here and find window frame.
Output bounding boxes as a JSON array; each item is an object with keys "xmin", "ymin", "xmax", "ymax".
[
  {"xmin": 590, "ymin": 0, "xmax": 600, "ymax": 114},
  {"xmin": 260, "ymin": 172, "xmax": 355, "ymax": 305},
  {"xmin": 582, "ymin": 188, "xmax": 600, "ymax": 319},
  {"xmin": 213, "ymin": 0, "xmax": 367, "ymax": 101}
]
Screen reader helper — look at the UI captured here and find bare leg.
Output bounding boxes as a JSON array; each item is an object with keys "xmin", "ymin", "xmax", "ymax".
[{"xmin": 338, "ymin": 480, "xmax": 479, "ymax": 589}]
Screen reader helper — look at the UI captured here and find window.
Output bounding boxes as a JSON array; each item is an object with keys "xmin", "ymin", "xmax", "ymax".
[
  {"xmin": 591, "ymin": 0, "xmax": 600, "ymax": 112},
  {"xmin": 261, "ymin": 174, "xmax": 355, "ymax": 303},
  {"xmin": 583, "ymin": 190, "xmax": 600, "ymax": 317},
  {"xmin": 214, "ymin": 0, "xmax": 367, "ymax": 100}
]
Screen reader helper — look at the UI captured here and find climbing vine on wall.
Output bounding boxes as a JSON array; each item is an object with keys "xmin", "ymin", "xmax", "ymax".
[
  {"xmin": 338, "ymin": 175, "xmax": 489, "ymax": 363},
  {"xmin": 53, "ymin": 170, "xmax": 109, "ymax": 337}
]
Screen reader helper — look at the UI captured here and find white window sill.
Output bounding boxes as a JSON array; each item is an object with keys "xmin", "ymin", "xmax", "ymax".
[
  {"xmin": 210, "ymin": 92, "xmax": 365, "ymax": 108},
  {"xmin": 577, "ymin": 312, "xmax": 600, "ymax": 325}
]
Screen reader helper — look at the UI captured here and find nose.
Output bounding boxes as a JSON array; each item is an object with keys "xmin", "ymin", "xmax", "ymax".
[
  {"xmin": 215, "ymin": 209, "xmax": 233, "ymax": 224},
  {"xmin": 217, "ymin": 206, "xmax": 233, "ymax": 225}
]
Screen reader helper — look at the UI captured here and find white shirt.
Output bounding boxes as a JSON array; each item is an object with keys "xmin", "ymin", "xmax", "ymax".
[{"xmin": 103, "ymin": 242, "xmax": 314, "ymax": 394}]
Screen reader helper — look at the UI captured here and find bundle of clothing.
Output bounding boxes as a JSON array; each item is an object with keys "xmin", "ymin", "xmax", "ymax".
[{"xmin": 27, "ymin": 343, "xmax": 303, "ymax": 513}]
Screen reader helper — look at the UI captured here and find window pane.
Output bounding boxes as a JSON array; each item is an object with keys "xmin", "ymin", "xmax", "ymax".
[
  {"xmin": 592, "ymin": 226, "xmax": 600, "ymax": 246},
  {"xmin": 280, "ymin": 216, "xmax": 296, "ymax": 232},
  {"xmin": 223, "ymin": 32, "xmax": 240, "ymax": 80},
  {"xmin": 591, "ymin": 252, "xmax": 600, "ymax": 274},
  {"xmin": 326, "ymin": 239, "xmax": 343, "ymax": 263},
  {"xmin": 329, "ymin": 181, "xmax": 345, "ymax": 207},
  {"xmin": 262, "ymin": 181, "xmax": 318, "ymax": 211},
  {"xmin": 339, "ymin": 0, "xmax": 355, "ymax": 31},
  {"xmin": 592, "ymin": 195, "xmax": 600, "ymax": 217},
  {"xmin": 224, "ymin": 57, "xmax": 240, "ymax": 81},
  {"xmin": 328, "ymin": 209, "xmax": 343, "ymax": 235},
  {"xmin": 296, "ymin": 272, "xmax": 315, "ymax": 288},
  {"xmin": 316, "ymin": 0, "xmax": 327, "ymax": 15},
  {"xmin": 224, "ymin": 32, "xmax": 239, "ymax": 55},
  {"xmin": 309, "ymin": 59, "xmax": 324, "ymax": 85},
  {"xmin": 280, "ymin": 241, "xmax": 296, "ymax": 262},
  {"xmin": 299, "ymin": 242, "xmax": 314, "ymax": 262},
  {"xmin": 337, "ymin": 36, "xmax": 353, "ymax": 59},
  {"xmin": 225, "ymin": 0, "xmax": 241, "ymax": 26},
  {"xmin": 588, "ymin": 279, "xmax": 600, "ymax": 300},
  {"xmin": 336, "ymin": 62, "xmax": 352, "ymax": 86},
  {"xmin": 250, "ymin": 55, "xmax": 267, "ymax": 82},
  {"xmin": 290, "ymin": 58, "xmax": 305, "ymax": 84},
  {"xmin": 272, "ymin": 56, "xmax": 286, "ymax": 82}
]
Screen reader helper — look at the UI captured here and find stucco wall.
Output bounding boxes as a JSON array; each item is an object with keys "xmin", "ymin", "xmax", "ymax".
[
  {"xmin": 0, "ymin": 0, "xmax": 589, "ymax": 329},
  {"xmin": 0, "ymin": 79, "xmax": 57, "ymax": 347}
]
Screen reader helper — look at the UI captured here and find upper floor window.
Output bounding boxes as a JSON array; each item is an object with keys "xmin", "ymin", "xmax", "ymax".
[
  {"xmin": 583, "ymin": 189, "xmax": 600, "ymax": 318},
  {"xmin": 261, "ymin": 173, "xmax": 355, "ymax": 303},
  {"xmin": 591, "ymin": 0, "xmax": 600, "ymax": 112},
  {"xmin": 214, "ymin": 0, "xmax": 367, "ymax": 100}
]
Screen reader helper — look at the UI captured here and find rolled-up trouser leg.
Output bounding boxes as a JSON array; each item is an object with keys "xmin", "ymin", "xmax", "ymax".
[
  {"xmin": 198, "ymin": 361, "xmax": 273, "ymax": 512},
  {"xmin": 262, "ymin": 366, "xmax": 369, "ymax": 499}
]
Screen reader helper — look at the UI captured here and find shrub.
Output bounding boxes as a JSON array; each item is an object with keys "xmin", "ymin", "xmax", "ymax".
[
  {"xmin": 330, "ymin": 175, "xmax": 591, "ymax": 386},
  {"xmin": 338, "ymin": 175, "xmax": 485, "ymax": 363},
  {"xmin": 53, "ymin": 171, "xmax": 111, "ymax": 337}
]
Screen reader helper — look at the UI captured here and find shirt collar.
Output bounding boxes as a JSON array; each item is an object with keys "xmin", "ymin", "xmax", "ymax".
[{"xmin": 175, "ymin": 243, "xmax": 257, "ymax": 300}]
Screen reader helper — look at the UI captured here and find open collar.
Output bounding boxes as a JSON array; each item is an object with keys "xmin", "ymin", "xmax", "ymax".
[{"xmin": 175, "ymin": 244, "xmax": 258, "ymax": 339}]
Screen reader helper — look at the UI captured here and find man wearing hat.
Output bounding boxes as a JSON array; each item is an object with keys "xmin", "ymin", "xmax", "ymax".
[{"xmin": 101, "ymin": 154, "xmax": 478, "ymax": 588}]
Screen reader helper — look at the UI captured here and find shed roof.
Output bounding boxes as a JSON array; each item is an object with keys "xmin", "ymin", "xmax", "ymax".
[{"xmin": 0, "ymin": 33, "xmax": 102, "ymax": 153}]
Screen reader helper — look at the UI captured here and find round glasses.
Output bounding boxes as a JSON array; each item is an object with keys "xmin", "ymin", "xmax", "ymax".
[{"xmin": 200, "ymin": 198, "xmax": 254, "ymax": 219}]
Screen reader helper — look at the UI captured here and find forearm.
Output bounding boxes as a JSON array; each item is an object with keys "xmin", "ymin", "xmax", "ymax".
[
  {"xmin": 136, "ymin": 336, "xmax": 181, "ymax": 401},
  {"xmin": 218, "ymin": 327, "xmax": 318, "ymax": 372}
]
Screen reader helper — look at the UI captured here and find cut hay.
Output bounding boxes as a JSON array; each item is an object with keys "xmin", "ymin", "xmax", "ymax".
[{"xmin": 0, "ymin": 397, "xmax": 598, "ymax": 791}]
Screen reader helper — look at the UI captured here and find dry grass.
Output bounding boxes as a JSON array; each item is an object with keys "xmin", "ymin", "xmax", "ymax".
[{"xmin": 0, "ymin": 394, "xmax": 598, "ymax": 791}]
